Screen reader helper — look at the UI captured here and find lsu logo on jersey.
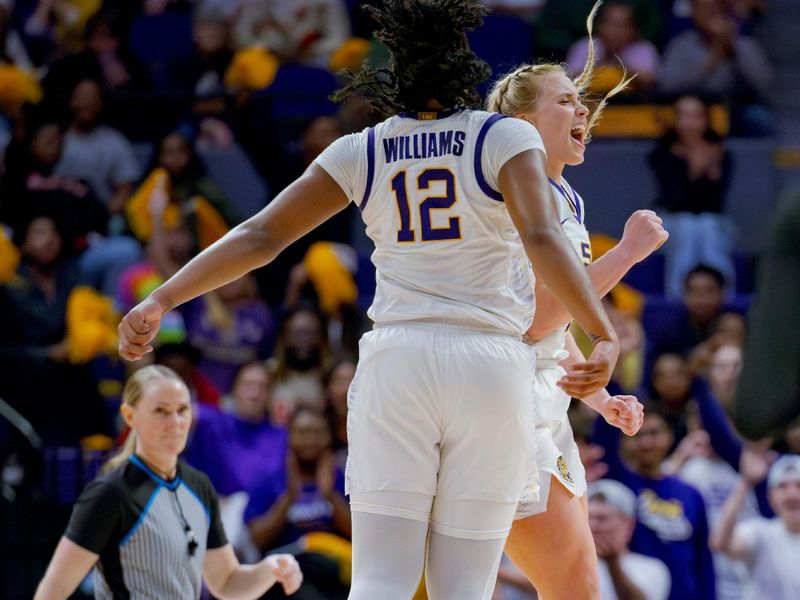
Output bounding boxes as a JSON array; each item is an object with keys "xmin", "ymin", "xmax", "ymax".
[{"xmin": 556, "ymin": 456, "xmax": 574, "ymax": 485}]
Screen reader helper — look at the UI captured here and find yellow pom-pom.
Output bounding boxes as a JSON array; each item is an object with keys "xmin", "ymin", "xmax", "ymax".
[
  {"xmin": 303, "ymin": 242, "xmax": 358, "ymax": 315},
  {"xmin": 0, "ymin": 227, "xmax": 21, "ymax": 284},
  {"xmin": 66, "ymin": 286, "xmax": 119, "ymax": 364},
  {"xmin": 0, "ymin": 65, "xmax": 42, "ymax": 105},
  {"xmin": 330, "ymin": 37, "xmax": 371, "ymax": 72},
  {"xmin": 224, "ymin": 46, "xmax": 279, "ymax": 91}
]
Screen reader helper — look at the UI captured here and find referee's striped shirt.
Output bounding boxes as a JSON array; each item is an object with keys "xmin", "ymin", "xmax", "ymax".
[{"xmin": 65, "ymin": 455, "xmax": 228, "ymax": 599}]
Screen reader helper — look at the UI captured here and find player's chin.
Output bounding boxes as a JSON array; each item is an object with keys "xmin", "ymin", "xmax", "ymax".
[{"xmin": 565, "ymin": 150, "xmax": 585, "ymax": 166}]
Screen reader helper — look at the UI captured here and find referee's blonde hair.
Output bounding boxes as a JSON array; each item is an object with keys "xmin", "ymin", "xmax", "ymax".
[
  {"xmin": 485, "ymin": 1, "xmax": 634, "ymax": 143},
  {"xmin": 103, "ymin": 365, "xmax": 186, "ymax": 473}
]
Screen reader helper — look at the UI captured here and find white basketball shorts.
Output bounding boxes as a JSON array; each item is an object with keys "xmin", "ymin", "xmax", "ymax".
[
  {"xmin": 515, "ymin": 364, "xmax": 586, "ymax": 520},
  {"xmin": 346, "ymin": 323, "xmax": 539, "ymax": 540}
]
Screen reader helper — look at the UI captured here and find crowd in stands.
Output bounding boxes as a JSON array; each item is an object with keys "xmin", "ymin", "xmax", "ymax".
[{"xmin": 0, "ymin": 1, "xmax": 796, "ymax": 599}]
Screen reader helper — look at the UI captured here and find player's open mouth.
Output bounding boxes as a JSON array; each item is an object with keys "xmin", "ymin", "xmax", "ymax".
[{"xmin": 570, "ymin": 125, "xmax": 586, "ymax": 147}]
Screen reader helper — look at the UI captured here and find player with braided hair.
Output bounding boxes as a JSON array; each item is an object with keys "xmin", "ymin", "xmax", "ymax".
[
  {"xmin": 487, "ymin": 3, "xmax": 668, "ymax": 597},
  {"xmin": 119, "ymin": 2, "xmax": 621, "ymax": 598}
]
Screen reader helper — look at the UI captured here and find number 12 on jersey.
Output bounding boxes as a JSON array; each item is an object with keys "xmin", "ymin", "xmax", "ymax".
[{"xmin": 391, "ymin": 168, "xmax": 461, "ymax": 243}]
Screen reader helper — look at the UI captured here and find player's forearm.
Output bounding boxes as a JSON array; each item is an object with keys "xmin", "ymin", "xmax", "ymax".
[
  {"xmin": 562, "ymin": 332, "xmax": 610, "ymax": 409},
  {"xmin": 529, "ymin": 244, "xmax": 635, "ymax": 339},
  {"xmin": 150, "ymin": 219, "xmax": 278, "ymax": 313}
]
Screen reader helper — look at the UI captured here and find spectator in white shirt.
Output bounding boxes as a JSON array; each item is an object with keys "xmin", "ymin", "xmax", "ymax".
[
  {"xmin": 711, "ymin": 451, "xmax": 800, "ymax": 600},
  {"xmin": 589, "ymin": 479, "xmax": 672, "ymax": 600}
]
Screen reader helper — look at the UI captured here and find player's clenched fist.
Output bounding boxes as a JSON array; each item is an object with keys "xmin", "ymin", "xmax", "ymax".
[
  {"xmin": 618, "ymin": 209, "xmax": 669, "ymax": 264},
  {"xmin": 118, "ymin": 297, "xmax": 165, "ymax": 361}
]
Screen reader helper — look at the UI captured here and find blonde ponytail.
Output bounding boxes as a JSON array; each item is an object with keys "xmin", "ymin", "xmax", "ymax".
[{"xmin": 103, "ymin": 430, "xmax": 137, "ymax": 473}]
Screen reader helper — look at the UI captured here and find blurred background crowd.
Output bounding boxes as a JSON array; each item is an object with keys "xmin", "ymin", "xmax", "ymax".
[{"xmin": 0, "ymin": 0, "xmax": 798, "ymax": 598}]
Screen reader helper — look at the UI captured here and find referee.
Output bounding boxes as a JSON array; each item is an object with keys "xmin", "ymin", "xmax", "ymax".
[{"xmin": 34, "ymin": 365, "xmax": 302, "ymax": 599}]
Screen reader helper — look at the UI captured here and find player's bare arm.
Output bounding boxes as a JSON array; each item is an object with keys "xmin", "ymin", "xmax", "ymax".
[
  {"xmin": 499, "ymin": 148, "xmax": 619, "ymax": 397},
  {"xmin": 528, "ymin": 209, "xmax": 668, "ymax": 340},
  {"xmin": 561, "ymin": 332, "xmax": 644, "ymax": 436},
  {"xmin": 118, "ymin": 164, "xmax": 349, "ymax": 361}
]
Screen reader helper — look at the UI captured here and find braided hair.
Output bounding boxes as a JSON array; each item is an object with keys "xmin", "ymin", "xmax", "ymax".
[
  {"xmin": 332, "ymin": 0, "xmax": 491, "ymax": 115},
  {"xmin": 486, "ymin": 1, "xmax": 635, "ymax": 143}
]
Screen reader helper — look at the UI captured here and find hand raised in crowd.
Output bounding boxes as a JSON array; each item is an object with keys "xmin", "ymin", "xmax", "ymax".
[
  {"xmin": 598, "ymin": 395, "xmax": 644, "ymax": 437},
  {"xmin": 594, "ymin": 522, "xmax": 629, "ymax": 560},
  {"xmin": 618, "ymin": 209, "xmax": 669, "ymax": 264},
  {"xmin": 739, "ymin": 443, "xmax": 777, "ymax": 487},
  {"xmin": 118, "ymin": 297, "xmax": 165, "ymax": 361},
  {"xmin": 264, "ymin": 554, "xmax": 303, "ymax": 595}
]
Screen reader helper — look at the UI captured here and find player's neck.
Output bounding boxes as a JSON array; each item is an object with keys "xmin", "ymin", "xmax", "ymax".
[{"xmin": 546, "ymin": 160, "xmax": 565, "ymax": 182}]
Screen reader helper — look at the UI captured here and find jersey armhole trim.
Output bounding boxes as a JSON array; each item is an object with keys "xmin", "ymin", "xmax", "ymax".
[
  {"xmin": 182, "ymin": 481, "xmax": 212, "ymax": 524},
  {"xmin": 358, "ymin": 127, "xmax": 376, "ymax": 211},
  {"xmin": 119, "ymin": 485, "xmax": 161, "ymax": 547},
  {"xmin": 474, "ymin": 113, "xmax": 509, "ymax": 203}
]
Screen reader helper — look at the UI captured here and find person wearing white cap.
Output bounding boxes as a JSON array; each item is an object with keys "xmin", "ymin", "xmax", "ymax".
[
  {"xmin": 588, "ymin": 479, "xmax": 671, "ymax": 600},
  {"xmin": 711, "ymin": 449, "xmax": 800, "ymax": 600}
]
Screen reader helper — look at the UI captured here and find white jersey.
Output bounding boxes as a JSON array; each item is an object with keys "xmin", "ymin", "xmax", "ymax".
[
  {"xmin": 316, "ymin": 109, "xmax": 545, "ymax": 335},
  {"xmin": 532, "ymin": 177, "xmax": 591, "ymax": 364}
]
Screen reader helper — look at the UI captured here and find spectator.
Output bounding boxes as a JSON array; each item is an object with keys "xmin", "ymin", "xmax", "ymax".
[
  {"xmin": 711, "ymin": 451, "xmax": 800, "ymax": 599},
  {"xmin": 687, "ymin": 311, "xmax": 745, "ymax": 377},
  {"xmin": 182, "ymin": 361, "xmax": 287, "ymax": 554},
  {"xmin": 233, "ymin": 0, "xmax": 350, "ymax": 69},
  {"xmin": 268, "ymin": 308, "xmax": 329, "ymax": 426},
  {"xmin": 658, "ymin": 0, "xmax": 773, "ymax": 135},
  {"xmin": 678, "ymin": 428, "xmax": 758, "ymax": 600},
  {"xmin": 649, "ymin": 95, "xmax": 734, "ymax": 297},
  {"xmin": 54, "ymin": 78, "xmax": 141, "ymax": 222},
  {"xmin": 649, "ymin": 352, "xmax": 694, "ymax": 442},
  {"xmin": 183, "ymin": 360, "xmax": 287, "ymax": 497},
  {"xmin": 706, "ymin": 342, "xmax": 743, "ymax": 412},
  {"xmin": 0, "ymin": 214, "xmax": 106, "ymax": 442},
  {"xmin": 0, "ymin": 116, "xmax": 107, "ymax": 252},
  {"xmin": 592, "ymin": 403, "xmax": 716, "ymax": 599},
  {"xmin": 537, "ymin": 0, "xmax": 662, "ymax": 61},
  {"xmin": 646, "ymin": 265, "xmax": 730, "ymax": 371},
  {"xmin": 127, "ymin": 128, "xmax": 239, "ymax": 246},
  {"xmin": 162, "ymin": 5, "xmax": 234, "ymax": 122},
  {"xmin": 1, "ymin": 113, "xmax": 143, "ymax": 296},
  {"xmin": 41, "ymin": 11, "xmax": 149, "ymax": 96},
  {"xmin": 244, "ymin": 406, "xmax": 350, "ymax": 598},
  {"xmin": 182, "ymin": 273, "xmax": 275, "ymax": 393},
  {"xmin": 588, "ymin": 479, "xmax": 672, "ymax": 600},
  {"xmin": 566, "ymin": 0, "xmax": 659, "ymax": 91}
]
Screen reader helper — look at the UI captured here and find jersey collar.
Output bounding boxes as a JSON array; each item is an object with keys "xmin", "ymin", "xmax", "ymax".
[{"xmin": 398, "ymin": 107, "xmax": 465, "ymax": 120}]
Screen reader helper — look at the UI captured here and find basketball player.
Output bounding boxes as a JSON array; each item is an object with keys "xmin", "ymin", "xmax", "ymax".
[
  {"xmin": 118, "ymin": 2, "xmax": 620, "ymax": 598},
  {"xmin": 486, "ymin": 3, "xmax": 668, "ymax": 598}
]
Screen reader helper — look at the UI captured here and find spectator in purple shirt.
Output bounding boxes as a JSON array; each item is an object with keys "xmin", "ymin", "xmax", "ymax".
[
  {"xmin": 182, "ymin": 361, "xmax": 287, "ymax": 497},
  {"xmin": 245, "ymin": 406, "xmax": 350, "ymax": 552},
  {"xmin": 593, "ymin": 402, "xmax": 716, "ymax": 599}
]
